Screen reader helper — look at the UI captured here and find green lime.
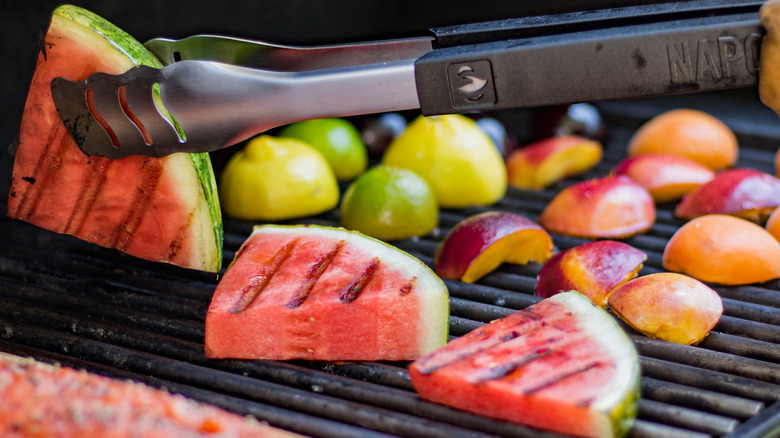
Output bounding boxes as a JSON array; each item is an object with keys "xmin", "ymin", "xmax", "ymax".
[
  {"xmin": 279, "ymin": 118, "xmax": 368, "ymax": 181},
  {"xmin": 340, "ymin": 165, "xmax": 438, "ymax": 241},
  {"xmin": 382, "ymin": 114, "xmax": 507, "ymax": 208},
  {"xmin": 219, "ymin": 135, "xmax": 339, "ymax": 220}
]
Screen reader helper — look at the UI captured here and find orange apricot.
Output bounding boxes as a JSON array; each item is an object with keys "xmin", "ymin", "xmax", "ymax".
[
  {"xmin": 766, "ymin": 208, "xmax": 780, "ymax": 241},
  {"xmin": 538, "ymin": 175, "xmax": 655, "ymax": 239},
  {"xmin": 663, "ymin": 214, "xmax": 780, "ymax": 285},
  {"xmin": 627, "ymin": 109, "xmax": 738, "ymax": 170},
  {"xmin": 611, "ymin": 153, "xmax": 714, "ymax": 203},
  {"xmin": 608, "ymin": 272, "xmax": 723, "ymax": 345},
  {"xmin": 506, "ymin": 135, "xmax": 603, "ymax": 189}
]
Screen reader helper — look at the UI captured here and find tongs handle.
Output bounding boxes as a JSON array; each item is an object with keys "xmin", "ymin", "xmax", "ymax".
[{"xmin": 415, "ymin": 3, "xmax": 763, "ymax": 115}]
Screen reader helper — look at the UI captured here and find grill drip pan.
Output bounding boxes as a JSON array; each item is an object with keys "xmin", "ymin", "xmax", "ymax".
[{"xmin": 3, "ymin": 89, "xmax": 780, "ymax": 437}]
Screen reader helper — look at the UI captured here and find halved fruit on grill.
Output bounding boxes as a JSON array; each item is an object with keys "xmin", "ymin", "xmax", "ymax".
[
  {"xmin": 7, "ymin": 5, "xmax": 222, "ymax": 272},
  {"xmin": 205, "ymin": 224, "xmax": 449, "ymax": 361},
  {"xmin": 409, "ymin": 291, "xmax": 640, "ymax": 438}
]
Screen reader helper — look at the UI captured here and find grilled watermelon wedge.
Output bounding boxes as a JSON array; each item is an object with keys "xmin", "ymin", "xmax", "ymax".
[
  {"xmin": 409, "ymin": 291, "xmax": 640, "ymax": 438},
  {"xmin": 205, "ymin": 224, "xmax": 449, "ymax": 361},
  {"xmin": 7, "ymin": 5, "xmax": 222, "ymax": 272}
]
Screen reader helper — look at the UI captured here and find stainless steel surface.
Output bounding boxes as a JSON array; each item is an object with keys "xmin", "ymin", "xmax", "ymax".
[
  {"xmin": 144, "ymin": 34, "xmax": 433, "ymax": 70},
  {"xmin": 51, "ymin": 59, "xmax": 421, "ymax": 159}
]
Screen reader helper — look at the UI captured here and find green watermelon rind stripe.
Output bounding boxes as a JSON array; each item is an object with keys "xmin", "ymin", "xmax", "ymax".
[
  {"xmin": 53, "ymin": 5, "xmax": 223, "ymax": 270},
  {"xmin": 556, "ymin": 291, "xmax": 640, "ymax": 438}
]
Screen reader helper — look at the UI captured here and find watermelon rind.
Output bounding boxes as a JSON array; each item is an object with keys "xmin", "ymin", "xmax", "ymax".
[
  {"xmin": 8, "ymin": 5, "xmax": 222, "ymax": 272},
  {"xmin": 55, "ymin": 4, "xmax": 223, "ymax": 267},
  {"xmin": 206, "ymin": 224, "xmax": 449, "ymax": 360},
  {"xmin": 410, "ymin": 291, "xmax": 640, "ymax": 438},
  {"xmin": 557, "ymin": 292, "xmax": 640, "ymax": 438}
]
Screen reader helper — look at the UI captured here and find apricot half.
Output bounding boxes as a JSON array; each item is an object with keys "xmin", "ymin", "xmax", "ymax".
[
  {"xmin": 434, "ymin": 211, "xmax": 554, "ymax": 283},
  {"xmin": 612, "ymin": 153, "xmax": 715, "ymax": 203},
  {"xmin": 538, "ymin": 175, "xmax": 656, "ymax": 239},
  {"xmin": 627, "ymin": 109, "xmax": 738, "ymax": 170},
  {"xmin": 535, "ymin": 240, "xmax": 647, "ymax": 307},
  {"xmin": 767, "ymin": 207, "xmax": 780, "ymax": 241},
  {"xmin": 608, "ymin": 272, "xmax": 723, "ymax": 345},
  {"xmin": 663, "ymin": 214, "xmax": 780, "ymax": 285},
  {"xmin": 506, "ymin": 135, "xmax": 603, "ymax": 189},
  {"xmin": 760, "ymin": 0, "xmax": 780, "ymax": 120},
  {"xmin": 674, "ymin": 168, "xmax": 780, "ymax": 222}
]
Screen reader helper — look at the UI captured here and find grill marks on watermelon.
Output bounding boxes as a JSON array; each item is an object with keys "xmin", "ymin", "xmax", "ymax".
[
  {"xmin": 205, "ymin": 225, "xmax": 449, "ymax": 361},
  {"xmin": 409, "ymin": 292, "xmax": 640, "ymax": 438},
  {"xmin": 229, "ymin": 236, "xmax": 392, "ymax": 313},
  {"xmin": 339, "ymin": 257, "xmax": 380, "ymax": 303},
  {"xmin": 8, "ymin": 7, "xmax": 222, "ymax": 272},
  {"xmin": 286, "ymin": 240, "xmax": 346, "ymax": 309},
  {"xmin": 232, "ymin": 238, "xmax": 298, "ymax": 313},
  {"xmin": 413, "ymin": 305, "xmax": 569, "ymax": 375}
]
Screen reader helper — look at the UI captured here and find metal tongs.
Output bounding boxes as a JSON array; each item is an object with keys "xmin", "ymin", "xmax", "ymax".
[{"xmin": 51, "ymin": 0, "xmax": 763, "ymax": 159}]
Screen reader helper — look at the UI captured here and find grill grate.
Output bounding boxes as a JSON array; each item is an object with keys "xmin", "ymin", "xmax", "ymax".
[{"xmin": 3, "ymin": 90, "xmax": 780, "ymax": 437}]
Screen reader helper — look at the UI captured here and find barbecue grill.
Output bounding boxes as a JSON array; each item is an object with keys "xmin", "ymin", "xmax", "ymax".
[{"xmin": 4, "ymin": 1, "xmax": 780, "ymax": 437}]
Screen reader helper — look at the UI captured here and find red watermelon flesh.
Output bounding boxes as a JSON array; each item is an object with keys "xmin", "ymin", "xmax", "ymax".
[
  {"xmin": 7, "ymin": 5, "xmax": 222, "ymax": 273},
  {"xmin": 205, "ymin": 224, "xmax": 449, "ymax": 361},
  {"xmin": 0, "ymin": 353, "xmax": 303, "ymax": 437},
  {"xmin": 409, "ymin": 291, "xmax": 639, "ymax": 438}
]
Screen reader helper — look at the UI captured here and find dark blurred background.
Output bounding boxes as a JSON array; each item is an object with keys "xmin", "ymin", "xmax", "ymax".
[{"xmin": 3, "ymin": 0, "xmax": 772, "ymax": 202}]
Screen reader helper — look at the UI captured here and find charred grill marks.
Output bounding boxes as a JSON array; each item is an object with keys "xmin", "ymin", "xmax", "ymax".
[
  {"xmin": 415, "ymin": 310, "xmax": 560, "ymax": 375},
  {"xmin": 231, "ymin": 239, "xmax": 298, "ymax": 313},
  {"xmin": 468, "ymin": 347, "xmax": 553, "ymax": 384},
  {"xmin": 399, "ymin": 277, "xmax": 416, "ymax": 295},
  {"xmin": 523, "ymin": 361, "xmax": 602, "ymax": 395},
  {"xmin": 339, "ymin": 257, "xmax": 380, "ymax": 303},
  {"xmin": 286, "ymin": 240, "xmax": 346, "ymax": 309}
]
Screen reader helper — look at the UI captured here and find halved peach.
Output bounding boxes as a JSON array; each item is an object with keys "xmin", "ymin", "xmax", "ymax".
[
  {"xmin": 535, "ymin": 240, "xmax": 647, "ymax": 307},
  {"xmin": 538, "ymin": 175, "xmax": 656, "ymax": 239},
  {"xmin": 607, "ymin": 272, "xmax": 723, "ymax": 345},
  {"xmin": 663, "ymin": 214, "xmax": 780, "ymax": 285},
  {"xmin": 674, "ymin": 168, "xmax": 780, "ymax": 222},
  {"xmin": 506, "ymin": 135, "xmax": 603, "ymax": 189},
  {"xmin": 434, "ymin": 211, "xmax": 554, "ymax": 283},
  {"xmin": 627, "ymin": 109, "xmax": 738, "ymax": 170},
  {"xmin": 612, "ymin": 153, "xmax": 715, "ymax": 203}
]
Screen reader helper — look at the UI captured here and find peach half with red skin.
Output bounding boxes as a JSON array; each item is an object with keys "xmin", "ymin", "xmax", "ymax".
[
  {"xmin": 535, "ymin": 241, "xmax": 647, "ymax": 308},
  {"xmin": 506, "ymin": 135, "xmax": 603, "ymax": 189},
  {"xmin": 538, "ymin": 175, "xmax": 656, "ymax": 239},
  {"xmin": 612, "ymin": 153, "xmax": 715, "ymax": 203},
  {"xmin": 674, "ymin": 168, "xmax": 780, "ymax": 222},
  {"xmin": 607, "ymin": 272, "xmax": 723, "ymax": 345},
  {"xmin": 434, "ymin": 211, "xmax": 554, "ymax": 283}
]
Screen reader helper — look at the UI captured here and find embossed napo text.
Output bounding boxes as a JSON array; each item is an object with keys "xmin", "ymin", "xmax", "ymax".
[{"xmin": 666, "ymin": 33, "xmax": 762, "ymax": 84}]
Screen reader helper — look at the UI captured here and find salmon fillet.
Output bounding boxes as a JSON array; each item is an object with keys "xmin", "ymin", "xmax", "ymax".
[{"xmin": 0, "ymin": 353, "xmax": 304, "ymax": 438}]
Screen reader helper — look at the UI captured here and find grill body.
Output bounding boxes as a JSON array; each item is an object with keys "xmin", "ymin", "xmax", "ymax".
[{"xmin": 3, "ymin": 87, "xmax": 780, "ymax": 437}]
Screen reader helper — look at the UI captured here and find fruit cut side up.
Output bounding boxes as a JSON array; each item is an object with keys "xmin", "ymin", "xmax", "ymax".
[
  {"xmin": 7, "ymin": 5, "xmax": 222, "ymax": 272},
  {"xmin": 205, "ymin": 224, "xmax": 449, "ymax": 361},
  {"xmin": 409, "ymin": 291, "xmax": 640, "ymax": 438}
]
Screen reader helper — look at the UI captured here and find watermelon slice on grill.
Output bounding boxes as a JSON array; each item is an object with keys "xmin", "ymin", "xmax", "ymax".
[
  {"xmin": 409, "ymin": 291, "xmax": 640, "ymax": 438},
  {"xmin": 205, "ymin": 224, "xmax": 449, "ymax": 361},
  {"xmin": 7, "ymin": 5, "xmax": 222, "ymax": 272}
]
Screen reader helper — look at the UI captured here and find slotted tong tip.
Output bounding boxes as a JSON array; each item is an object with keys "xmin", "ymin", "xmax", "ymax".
[{"xmin": 51, "ymin": 35, "xmax": 432, "ymax": 159}]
